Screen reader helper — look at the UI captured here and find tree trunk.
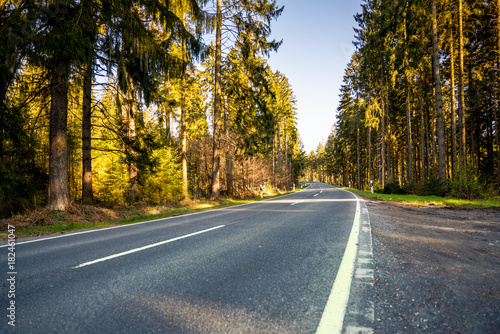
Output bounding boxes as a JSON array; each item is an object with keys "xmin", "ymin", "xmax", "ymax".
[
  {"xmin": 432, "ymin": 0, "xmax": 447, "ymax": 183},
  {"xmin": 285, "ymin": 117, "xmax": 289, "ymax": 187},
  {"xmin": 450, "ymin": 31, "xmax": 457, "ymax": 179},
  {"xmin": 165, "ymin": 105, "xmax": 171, "ymax": 144},
  {"xmin": 48, "ymin": 64, "xmax": 70, "ymax": 211},
  {"xmin": 458, "ymin": 0, "xmax": 467, "ymax": 179},
  {"xmin": 403, "ymin": 17, "xmax": 413, "ymax": 183},
  {"xmin": 405, "ymin": 89, "xmax": 413, "ymax": 183},
  {"xmin": 345, "ymin": 144, "xmax": 349, "ymax": 187},
  {"xmin": 129, "ymin": 105, "xmax": 138, "ymax": 202},
  {"xmin": 82, "ymin": 63, "xmax": 93, "ymax": 205},
  {"xmin": 429, "ymin": 107, "xmax": 436, "ymax": 176},
  {"xmin": 368, "ymin": 125, "xmax": 372, "ymax": 187},
  {"xmin": 211, "ymin": 0, "xmax": 222, "ymax": 199},
  {"xmin": 181, "ymin": 89, "xmax": 188, "ymax": 200},
  {"xmin": 357, "ymin": 127, "xmax": 361, "ymax": 189},
  {"xmin": 277, "ymin": 120, "xmax": 282, "ymax": 184},
  {"xmin": 419, "ymin": 80, "xmax": 426, "ymax": 184},
  {"xmin": 497, "ymin": 0, "xmax": 500, "ymax": 188},
  {"xmin": 224, "ymin": 96, "xmax": 233, "ymax": 195},
  {"xmin": 380, "ymin": 74, "xmax": 386, "ymax": 188}
]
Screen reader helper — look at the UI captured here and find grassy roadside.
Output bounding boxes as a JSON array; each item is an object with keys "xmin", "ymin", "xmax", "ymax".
[
  {"xmin": 0, "ymin": 188, "xmax": 304, "ymax": 241},
  {"xmin": 343, "ymin": 187, "xmax": 500, "ymax": 208}
]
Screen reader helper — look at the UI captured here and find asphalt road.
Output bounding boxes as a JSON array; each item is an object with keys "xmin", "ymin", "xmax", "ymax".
[{"xmin": 1, "ymin": 183, "xmax": 364, "ymax": 333}]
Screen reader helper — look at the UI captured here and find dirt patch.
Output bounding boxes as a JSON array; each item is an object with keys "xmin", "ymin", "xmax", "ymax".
[{"xmin": 366, "ymin": 198, "xmax": 500, "ymax": 333}]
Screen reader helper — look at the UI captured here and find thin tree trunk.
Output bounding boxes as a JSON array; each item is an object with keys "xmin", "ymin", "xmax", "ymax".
[
  {"xmin": 458, "ymin": 0, "xmax": 467, "ymax": 179},
  {"xmin": 346, "ymin": 144, "xmax": 349, "ymax": 187},
  {"xmin": 419, "ymin": 80, "xmax": 426, "ymax": 184},
  {"xmin": 450, "ymin": 31, "xmax": 457, "ymax": 179},
  {"xmin": 357, "ymin": 127, "xmax": 361, "ymax": 189},
  {"xmin": 128, "ymin": 101, "xmax": 138, "ymax": 202},
  {"xmin": 165, "ymin": 105, "xmax": 171, "ymax": 144},
  {"xmin": 368, "ymin": 125, "xmax": 372, "ymax": 187},
  {"xmin": 224, "ymin": 96, "xmax": 233, "ymax": 195},
  {"xmin": 181, "ymin": 88, "xmax": 188, "ymax": 200},
  {"xmin": 211, "ymin": 0, "xmax": 222, "ymax": 199},
  {"xmin": 82, "ymin": 63, "xmax": 93, "ymax": 205},
  {"xmin": 380, "ymin": 74, "xmax": 386, "ymax": 188},
  {"xmin": 497, "ymin": 0, "xmax": 500, "ymax": 187},
  {"xmin": 405, "ymin": 89, "xmax": 413, "ymax": 183},
  {"xmin": 48, "ymin": 64, "xmax": 70, "ymax": 210},
  {"xmin": 387, "ymin": 105, "xmax": 392, "ymax": 181},
  {"xmin": 426, "ymin": 108, "xmax": 432, "ymax": 176},
  {"xmin": 285, "ymin": 117, "xmax": 288, "ymax": 187},
  {"xmin": 431, "ymin": 112, "xmax": 437, "ymax": 176},
  {"xmin": 432, "ymin": 0, "xmax": 447, "ymax": 182},
  {"xmin": 277, "ymin": 120, "xmax": 282, "ymax": 183},
  {"xmin": 403, "ymin": 13, "xmax": 413, "ymax": 184}
]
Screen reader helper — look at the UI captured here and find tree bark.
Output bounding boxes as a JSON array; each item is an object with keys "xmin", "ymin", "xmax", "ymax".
[
  {"xmin": 450, "ymin": 31, "xmax": 457, "ymax": 179},
  {"xmin": 403, "ymin": 16, "xmax": 413, "ymax": 183},
  {"xmin": 165, "ymin": 105, "xmax": 171, "ymax": 144},
  {"xmin": 126, "ymin": 94, "xmax": 138, "ymax": 202},
  {"xmin": 432, "ymin": 0, "xmax": 447, "ymax": 182},
  {"xmin": 357, "ymin": 127, "xmax": 361, "ymax": 189},
  {"xmin": 497, "ymin": 0, "xmax": 500, "ymax": 187},
  {"xmin": 380, "ymin": 72, "xmax": 386, "ymax": 188},
  {"xmin": 368, "ymin": 124, "xmax": 372, "ymax": 187},
  {"xmin": 48, "ymin": 64, "xmax": 70, "ymax": 211},
  {"xmin": 458, "ymin": 0, "xmax": 467, "ymax": 179},
  {"xmin": 405, "ymin": 89, "xmax": 413, "ymax": 183},
  {"xmin": 82, "ymin": 63, "xmax": 93, "ymax": 205},
  {"xmin": 224, "ymin": 96, "xmax": 233, "ymax": 195},
  {"xmin": 181, "ymin": 88, "xmax": 188, "ymax": 200},
  {"xmin": 419, "ymin": 80, "xmax": 426, "ymax": 184},
  {"xmin": 211, "ymin": 0, "xmax": 222, "ymax": 199}
]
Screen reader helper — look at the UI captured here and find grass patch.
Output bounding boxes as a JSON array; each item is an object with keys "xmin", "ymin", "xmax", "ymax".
[
  {"xmin": 1, "ymin": 188, "xmax": 302, "ymax": 240},
  {"xmin": 344, "ymin": 187, "xmax": 500, "ymax": 208}
]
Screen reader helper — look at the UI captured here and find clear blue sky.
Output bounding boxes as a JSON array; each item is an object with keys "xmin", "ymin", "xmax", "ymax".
[{"xmin": 267, "ymin": 0, "xmax": 362, "ymax": 154}]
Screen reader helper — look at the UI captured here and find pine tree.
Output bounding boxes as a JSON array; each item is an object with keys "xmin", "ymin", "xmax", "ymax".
[
  {"xmin": 431, "ymin": 0, "xmax": 446, "ymax": 183},
  {"xmin": 208, "ymin": 0, "xmax": 283, "ymax": 198}
]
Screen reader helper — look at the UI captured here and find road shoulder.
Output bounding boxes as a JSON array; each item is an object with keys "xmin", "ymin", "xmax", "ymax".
[{"xmin": 365, "ymin": 198, "xmax": 500, "ymax": 333}]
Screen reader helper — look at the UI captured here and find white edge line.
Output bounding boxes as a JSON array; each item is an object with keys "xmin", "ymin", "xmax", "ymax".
[
  {"xmin": 72, "ymin": 225, "xmax": 225, "ymax": 269},
  {"xmin": 316, "ymin": 194, "xmax": 361, "ymax": 334},
  {"xmin": 1, "ymin": 187, "xmax": 308, "ymax": 248}
]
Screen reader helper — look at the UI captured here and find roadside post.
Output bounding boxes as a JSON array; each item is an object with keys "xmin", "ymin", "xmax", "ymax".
[
  {"xmin": 260, "ymin": 184, "xmax": 263, "ymax": 198},
  {"xmin": 293, "ymin": 183, "xmax": 295, "ymax": 191},
  {"xmin": 370, "ymin": 179, "xmax": 374, "ymax": 194}
]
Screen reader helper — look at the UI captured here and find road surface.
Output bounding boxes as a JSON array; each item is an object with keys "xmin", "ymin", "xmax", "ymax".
[{"xmin": 1, "ymin": 183, "xmax": 368, "ymax": 333}]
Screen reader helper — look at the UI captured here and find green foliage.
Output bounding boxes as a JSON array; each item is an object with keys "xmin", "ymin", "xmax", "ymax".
[
  {"xmin": 0, "ymin": 0, "xmax": 305, "ymax": 214},
  {"xmin": 319, "ymin": 0, "xmax": 499, "ymax": 198},
  {"xmin": 142, "ymin": 147, "xmax": 183, "ymax": 204},
  {"xmin": 448, "ymin": 171, "xmax": 490, "ymax": 200},
  {"xmin": 382, "ymin": 178, "xmax": 405, "ymax": 195},
  {"xmin": 421, "ymin": 176, "xmax": 447, "ymax": 197}
]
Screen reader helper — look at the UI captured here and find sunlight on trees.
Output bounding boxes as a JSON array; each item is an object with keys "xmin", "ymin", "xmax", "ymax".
[
  {"xmin": 0, "ymin": 0, "xmax": 305, "ymax": 217},
  {"xmin": 320, "ymin": 0, "xmax": 499, "ymax": 199}
]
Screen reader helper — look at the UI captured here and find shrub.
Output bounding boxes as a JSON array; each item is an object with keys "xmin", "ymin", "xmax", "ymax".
[
  {"xmin": 422, "ymin": 176, "xmax": 447, "ymax": 197},
  {"xmin": 382, "ymin": 178, "xmax": 405, "ymax": 195},
  {"xmin": 448, "ymin": 171, "xmax": 487, "ymax": 200}
]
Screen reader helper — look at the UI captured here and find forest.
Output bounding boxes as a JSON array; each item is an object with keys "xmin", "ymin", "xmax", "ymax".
[
  {"xmin": 0, "ymin": 0, "xmax": 306, "ymax": 218},
  {"xmin": 310, "ymin": 0, "xmax": 500, "ymax": 199}
]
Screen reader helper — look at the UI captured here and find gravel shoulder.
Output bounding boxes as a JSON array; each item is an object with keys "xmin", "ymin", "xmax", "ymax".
[{"xmin": 366, "ymin": 198, "xmax": 500, "ymax": 333}]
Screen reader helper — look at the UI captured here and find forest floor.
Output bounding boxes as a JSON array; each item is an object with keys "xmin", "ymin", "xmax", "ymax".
[
  {"xmin": 0, "ymin": 197, "xmax": 260, "ymax": 240},
  {"xmin": 365, "ymin": 197, "xmax": 500, "ymax": 333}
]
